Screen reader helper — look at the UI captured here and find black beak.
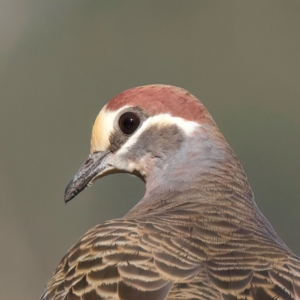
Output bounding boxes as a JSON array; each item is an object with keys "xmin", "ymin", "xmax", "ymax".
[{"xmin": 64, "ymin": 151, "xmax": 112, "ymax": 203}]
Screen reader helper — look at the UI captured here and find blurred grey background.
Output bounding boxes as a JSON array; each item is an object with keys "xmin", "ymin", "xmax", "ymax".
[{"xmin": 1, "ymin": 1, "xmax": 299, "ymax": 299}]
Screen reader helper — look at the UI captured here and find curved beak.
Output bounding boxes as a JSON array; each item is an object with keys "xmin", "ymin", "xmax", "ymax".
[{"xmin": 64, "ymin": 150, "xmax": 113, "ymax": 203}]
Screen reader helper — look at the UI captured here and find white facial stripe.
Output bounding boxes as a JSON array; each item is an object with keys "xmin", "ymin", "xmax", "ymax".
[
  {"xmin": 116, "ymin": 114, "xmax": 200, "ymax": 155},
  {"xmin": 156, "ymin": 114, "xmax": 200, "ymax": 135},
  {"xmin": 91, "ymin": 105, "xmax": 130, "ymax": 153}
]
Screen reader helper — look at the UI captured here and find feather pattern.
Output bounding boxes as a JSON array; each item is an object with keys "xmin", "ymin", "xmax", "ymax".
[{"xmin": 41, "ymin": 181, "xmax": 300, "ymax": 300}]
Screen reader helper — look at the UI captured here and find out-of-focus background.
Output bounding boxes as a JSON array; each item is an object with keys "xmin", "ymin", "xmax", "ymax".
[{"xmin": 1, "ymin": 1, "xmax": 299, "ymax": 299}]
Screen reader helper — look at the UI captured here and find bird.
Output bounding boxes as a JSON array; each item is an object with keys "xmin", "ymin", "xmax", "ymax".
[{"xmin": 41, "ymin": 84, "xmax": 300, "ymax": 300}]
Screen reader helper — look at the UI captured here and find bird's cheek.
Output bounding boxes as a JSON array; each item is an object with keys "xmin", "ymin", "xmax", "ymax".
[
  {"xmin": 110, "ymin": 155, "xmax": 137, "ymax": 174},
  {"xmin": 111, "ymin": 152, "xmax": 153, "ymax": 179}
]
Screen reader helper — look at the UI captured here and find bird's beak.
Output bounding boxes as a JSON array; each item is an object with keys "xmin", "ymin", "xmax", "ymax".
[{"xmin": 64, "ymin": 150, "xmax": 113, "ymax": 203}]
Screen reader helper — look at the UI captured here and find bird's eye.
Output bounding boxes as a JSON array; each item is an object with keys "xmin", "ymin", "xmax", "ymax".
[{"xmin": 119, "ymin": 112, "xmax": 140, "ymax": 135}]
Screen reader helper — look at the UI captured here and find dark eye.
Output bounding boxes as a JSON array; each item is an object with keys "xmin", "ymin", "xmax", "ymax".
[{"xmin": 119, "ymin": 112, "xmax": 140, "ymax": 135}]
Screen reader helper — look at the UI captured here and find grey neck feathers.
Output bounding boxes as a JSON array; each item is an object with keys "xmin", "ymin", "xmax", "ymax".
[
  {"xmin": 125, "ymin": 124, "xmax": 288, "ymax": 251},
  {"xmin": 129, "ymin": 124, "xmax": 254, "ymax": 214}
]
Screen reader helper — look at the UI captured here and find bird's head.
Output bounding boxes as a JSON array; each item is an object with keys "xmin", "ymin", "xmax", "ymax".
[{"xmin": 65, "ymin": 84, "xmax": 248, "ymax": 203}]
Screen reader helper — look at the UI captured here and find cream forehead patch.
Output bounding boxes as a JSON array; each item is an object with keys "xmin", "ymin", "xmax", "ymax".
[{"xmin": 90, "ymin": 105, "xmax": 119, "ymax": 153}]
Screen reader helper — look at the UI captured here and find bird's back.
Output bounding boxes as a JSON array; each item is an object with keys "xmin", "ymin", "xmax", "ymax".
[{"xmin": 42, "ymin": 187, "xmax": 300, "ymax": 300}]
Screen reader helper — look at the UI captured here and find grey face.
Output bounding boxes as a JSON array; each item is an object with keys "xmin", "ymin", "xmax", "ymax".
[{"xmin": 64, "ymin": 106, "xmax": 150, "ymax": 202}]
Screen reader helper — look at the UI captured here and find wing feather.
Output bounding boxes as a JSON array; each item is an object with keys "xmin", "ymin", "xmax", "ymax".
[{"xmin": 41, "ymin": 205, "xmax": 300, "ymax": 300}]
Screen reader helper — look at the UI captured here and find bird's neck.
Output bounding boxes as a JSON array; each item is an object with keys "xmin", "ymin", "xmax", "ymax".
[
  {"xmin": 129, "ymin": 125, "xmax": 254, "ymax": 215},
  {"xmin": 126, "ymin": 126, "xmax": 289, "ymax": 253}
]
